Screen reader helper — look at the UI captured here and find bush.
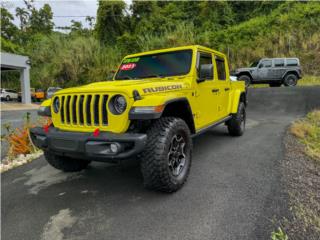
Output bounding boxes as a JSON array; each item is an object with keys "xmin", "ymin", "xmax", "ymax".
[{"xmin": 3, "ymin": 113, "xmax": 51, "ymax": 160}]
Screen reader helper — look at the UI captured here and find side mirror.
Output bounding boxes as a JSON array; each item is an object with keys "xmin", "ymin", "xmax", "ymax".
[{"xmin": 197, "ymin": 64, "xmax": 213, "ymax": 83}]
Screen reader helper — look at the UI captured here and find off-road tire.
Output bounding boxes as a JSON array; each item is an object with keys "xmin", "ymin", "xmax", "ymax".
[
  {"xmin": 269, "ymin": 82, "xmax": 282, "ymax": 87},
  {"xmin": 44, "ymin": 151, "xmax": 90, "ymax": 172},
  {"xmin": 140, "ymin": 117, "xmax": 192, "ymax": 193},
  {"xmin": 227, "ymin": 102, "xmax": 246, "ymax": 136},
  {"xmin": 238, "ymin": 75, "xmax": 251, "ymax": 88},
  {"xmin": 283, "ymin": 74, "xmax": 298, "ymax": 87}
]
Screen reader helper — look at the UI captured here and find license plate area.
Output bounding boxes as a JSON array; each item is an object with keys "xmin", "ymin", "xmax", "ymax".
[{"xmin": 50, "ymin": 138, "xmax": 80, "ymax": 152}]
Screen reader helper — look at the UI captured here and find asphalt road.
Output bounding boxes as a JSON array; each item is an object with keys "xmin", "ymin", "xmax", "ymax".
[{"xmin": 2, "ymin": 87, "xmax": 320, "ymax": 240}]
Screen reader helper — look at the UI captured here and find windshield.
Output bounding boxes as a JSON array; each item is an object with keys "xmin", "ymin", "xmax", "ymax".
[
  {"xmin": 250, "ymin": 61, "xmax": 260, "ymax": 67},
  {"xmin": 115, "ymin": 50, "xmax": 192, "ymax": 80}
]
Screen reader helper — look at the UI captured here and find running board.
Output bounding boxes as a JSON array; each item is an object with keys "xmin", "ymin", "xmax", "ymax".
[{"xmin": 192, "ymin": 115, "xmax": 232, "ymax": 138}]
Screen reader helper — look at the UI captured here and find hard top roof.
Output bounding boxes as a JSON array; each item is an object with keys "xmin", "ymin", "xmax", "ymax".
[{"xmin": 124, "ymin": 45, "xmax": 226, "ymax": 59}]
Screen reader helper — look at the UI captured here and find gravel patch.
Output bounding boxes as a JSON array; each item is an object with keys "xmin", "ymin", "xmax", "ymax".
[{"xmin": 280, "ymin": 131, "xmax": 320, "ymax": 239}]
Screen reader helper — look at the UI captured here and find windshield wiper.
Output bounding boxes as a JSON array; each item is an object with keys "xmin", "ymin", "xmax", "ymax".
[
  {"xmin": 143, "ymin": 74, "xmax": 165, "ymax": 79},
  {"xmin": 121, "ymin": 75, "xmax": 132, "ymax": 80}
]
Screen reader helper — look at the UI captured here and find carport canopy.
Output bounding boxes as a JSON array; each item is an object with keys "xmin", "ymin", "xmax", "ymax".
[{"xmin": 1, "ymin": 52, "xmax": 31, "ymax": 104}]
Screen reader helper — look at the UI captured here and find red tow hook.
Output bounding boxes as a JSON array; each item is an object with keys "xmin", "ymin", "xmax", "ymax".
[
  {"xmin": 43, "ymin": 122, "xmax": 52, "ymax": 133},
  {"xmin": 93, "ymin": 128, "xmax": 100, "ymax": 137}
]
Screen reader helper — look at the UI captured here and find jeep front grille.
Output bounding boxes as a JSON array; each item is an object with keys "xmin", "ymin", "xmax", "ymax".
[{"xmin": 58, "ymin": 94, "xmax": 108, "ymax": 126}]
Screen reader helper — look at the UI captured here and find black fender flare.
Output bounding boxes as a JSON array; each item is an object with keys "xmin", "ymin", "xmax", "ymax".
[
  {"xmin": 281, "ymin": 70, "xmax": 301, "ymax": 80},
  {"xmin": 237, "ymin": 71, "xmax": 253, "ymax": 80},
  {"xmin": 129, "ymin": 97, "xmax": 196, "ymax": 133}
]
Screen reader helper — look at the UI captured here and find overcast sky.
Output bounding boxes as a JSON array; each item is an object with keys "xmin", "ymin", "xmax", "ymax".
[{"xmin": 4, "ymin": 0, "xmax": 132, "ymax": 30}]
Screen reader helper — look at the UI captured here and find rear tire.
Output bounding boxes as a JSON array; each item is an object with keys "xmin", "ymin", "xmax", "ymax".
[
  {"xmin": 140, "ymin": 117, "xmax": 192, "ymax": 193},
  {"xmin": 44, "ymin": 151, "xmax": 90, "ymax": 172},
  {"xmin": 238, "ymin": 75, "xmax": 251, "ymax": 88},
  {"xmin": 227, "ymin": 102, "xmax": 246, "ymax": 136},
  {"xmin": 283, "ymin": 74, "xmax": 298, "ymax": 87}
]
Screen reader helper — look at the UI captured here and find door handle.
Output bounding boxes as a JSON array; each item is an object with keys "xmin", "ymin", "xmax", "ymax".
[
  {"xmin": 212, "ymin": 89, "xmax": 219, "ymax": 93},
  {"xmin": 225, "ymin": 88, "xmax": 230, "ymax": 91}
]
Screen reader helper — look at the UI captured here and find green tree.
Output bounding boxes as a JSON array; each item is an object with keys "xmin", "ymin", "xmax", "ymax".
[
  {"xmin": 131, "ymin": 0, "xmax": 155, "ymax": 19},
  {"xmin": 70, "ymin": 20, "xmax": 83, "ymax": 32},
  {"xmin": 95, "ymin": 0, "xmax": 127, "ymax": 44},
  {"xmin": 85, "ymin": 16, "xmax": 95, "ymax": 30},
  {"xmin": 28, "ymin": 4, "xmax": 54, "ymax": 34},
  {"xmin": 1, "ymin": 7, "xmax": 19, "ymax": 41},
  {"xmin": 229, "ymin": 1, "xmax": 283, "ymax": 23},
  {"xmin": 16, "ymin": 7, "xmax": 29, "ymax": 31},
  {"xmin": 199, "ymin": 1, "xmax": 235, "ymax": 32}
]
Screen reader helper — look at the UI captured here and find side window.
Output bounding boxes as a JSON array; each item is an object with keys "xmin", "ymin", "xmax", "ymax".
[
  {"xmin": 274, "ymin": 59, "xmax": 285, "ymax": 67},
  {"xmin": 215, "ymin": 56, "xmax": 226, "ymax": 80},
  {"xmin": 260, "ymin": 60, "xmax": 272, "ymax": 68},
  {"xmin": 197, "ymin": 52, "xmax": 213, "ymax": 80},
  {"xmin": 286, "ymin": 59, "xmax": 298, "ymax": 66}
]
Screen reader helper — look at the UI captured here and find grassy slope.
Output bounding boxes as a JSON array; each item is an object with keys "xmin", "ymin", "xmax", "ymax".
[
  {"xmin": 210, "ymin": 2, "xmax": 320, "ymax": 76},
  {"xmin": 299, "ymin": 76, "xmax": 320, "ymax": 86},
  {"xmin": 290, "ymin": 110, "xmax": 320, "ymax": 161}
]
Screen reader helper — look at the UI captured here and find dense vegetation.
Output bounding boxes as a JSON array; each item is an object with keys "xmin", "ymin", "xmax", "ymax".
[{"xmin": 1, "ymin": 1, "xmax": 320, "ymax": 90}]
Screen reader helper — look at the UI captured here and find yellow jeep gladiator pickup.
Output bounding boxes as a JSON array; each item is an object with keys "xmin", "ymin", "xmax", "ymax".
[{"xmin": 30, "ymin": 45, "xmax": 247, "ymax": 192}]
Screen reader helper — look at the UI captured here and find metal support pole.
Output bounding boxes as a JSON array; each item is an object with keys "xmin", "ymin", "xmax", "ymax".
[{"xmin": 20, "ymin": 67, "xmax": 31, "ymax": 104}]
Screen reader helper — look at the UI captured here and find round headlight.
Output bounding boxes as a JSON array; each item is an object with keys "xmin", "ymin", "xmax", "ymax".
[
  {"xmin": 110, "ymin": 95, "xmax": 127, "ymax": 114},
  {"xmin": 53, "ymin": 97, "xmax": 60, "ymax": 113}
]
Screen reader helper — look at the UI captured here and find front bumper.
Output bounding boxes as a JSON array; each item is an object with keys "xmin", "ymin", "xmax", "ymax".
[{"xmin": 30, "ymin": 126, "xmax": 147, "ymax": 162}]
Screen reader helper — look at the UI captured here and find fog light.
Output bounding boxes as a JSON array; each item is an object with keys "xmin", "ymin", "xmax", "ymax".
[{"xmin": 110, "ymin": 143, "xmax": 120, "ymax": 153}]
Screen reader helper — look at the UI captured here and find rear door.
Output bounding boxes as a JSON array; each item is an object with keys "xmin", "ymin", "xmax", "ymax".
[
  {"xmin": 270, "ymin": 59, "xmax": 286, "ymax": 80},
  {"xmin": 214, "ymin": 55, "xmax": 230, "ymax": 119}
]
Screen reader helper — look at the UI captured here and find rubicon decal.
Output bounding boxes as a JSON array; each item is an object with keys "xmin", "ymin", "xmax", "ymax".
[
  {"xmin": 120, "ymin": 63, "xmax": 136, "ymax": 70},
  {"xmin": 143, "ymin": 84, "xmax": 183, "ymax": 93}
]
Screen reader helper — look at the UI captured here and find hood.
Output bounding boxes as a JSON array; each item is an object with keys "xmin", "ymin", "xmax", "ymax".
[
  {"xmin": 235, "ymin": 67, "xmax": 256, "ymax": 72},
  {"xmin": 56, "ymin": 77, "xmax": 192, "ymax": 98}
]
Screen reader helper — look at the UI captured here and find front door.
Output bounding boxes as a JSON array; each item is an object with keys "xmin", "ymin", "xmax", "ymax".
[
  {"xmin": 194, "ymin": 52, "xmax": 220, "ymax": 129},
  {"xmin": 257, "ymin": 59, "xmax": 272, "ymax": 81}
]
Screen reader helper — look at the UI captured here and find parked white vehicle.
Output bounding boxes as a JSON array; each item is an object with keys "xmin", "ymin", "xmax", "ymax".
[
  {"xmin": 230, "ymin": 76, "xmax": 238, "ymax": 82},
  {"xmin": 0, "ymin": 88, "xmax": 19, "ymax": 101}
]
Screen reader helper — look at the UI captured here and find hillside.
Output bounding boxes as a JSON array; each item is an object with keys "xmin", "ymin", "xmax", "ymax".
[
  {"xmin": 210, "ymin": 2, "xmax": 320, "ymax": 74},
  {"xmin": 1, "ymin": 1, "xmax": 319, "ymax": 89}
]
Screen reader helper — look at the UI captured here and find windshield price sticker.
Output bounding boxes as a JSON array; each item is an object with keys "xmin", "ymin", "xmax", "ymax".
[
  {"xmin": 120, "ymin": 63, "xmax": 136, "ymax": 70},
  {"xmin": 123, "ymin": 57, "xmax": 140, "ymax": 63}
]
